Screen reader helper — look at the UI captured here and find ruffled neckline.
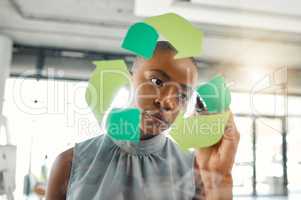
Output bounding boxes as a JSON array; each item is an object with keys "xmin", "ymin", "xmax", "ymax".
[{"xmin": 106, "ymin": 133, "xmax": 167, "ymax": 155}]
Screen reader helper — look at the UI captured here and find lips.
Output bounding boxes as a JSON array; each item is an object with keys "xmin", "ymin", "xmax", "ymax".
[{"xmin": 143, "ymin": 111, "xmax": 169, "ymax": 127}]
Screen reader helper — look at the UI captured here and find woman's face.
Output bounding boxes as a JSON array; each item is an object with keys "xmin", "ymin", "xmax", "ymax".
[{"xmin": 131, "ymin": 48, "xmax": 198, "ymax": 138}]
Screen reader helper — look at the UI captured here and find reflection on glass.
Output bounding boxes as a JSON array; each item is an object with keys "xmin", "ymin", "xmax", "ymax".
[
  {"xmin": 231, "ymin": 92, "xmax": 286, "ymax": 116},
  {"xmin": 3, "ymin": 78, "xmax": 98, "ymax": 199},
  {"xmin": 232, "ymin": 117, "xmax": 253, "ymax": 195},
  {"xmin": 256, "ymin": 118, "xmax": 284, "ymax": 195},
  {"xmin": 3, "ymin": 77, "xmax": 301, "ymax": 198},
  {"xmin": 287, "ymin": 117, "xmax": 301, "ymax": 194}
]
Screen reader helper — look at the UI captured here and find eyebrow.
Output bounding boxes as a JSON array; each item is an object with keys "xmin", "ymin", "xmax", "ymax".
[
  {"xmin": 148, "ymin": 69, "xmax": 193, "ymax": 93},
  {"xmin": 149, "ymin": 69, "xmax": 170, "ymax": 80}
]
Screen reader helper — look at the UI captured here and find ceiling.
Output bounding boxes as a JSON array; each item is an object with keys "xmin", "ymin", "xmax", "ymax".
[
  {"xmin": 1, "ymin": 0, "xmax": 301, "ymax": 94},
  {"xmin": 1, "ymin": 0, "xmax": 301, "ymax": 68}
]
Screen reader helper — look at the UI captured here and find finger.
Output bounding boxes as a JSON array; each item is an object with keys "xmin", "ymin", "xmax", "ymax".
[
  {"xmin": 218, "ymin": 112, "xmax": 240, "ymax": 165},
  {"xmin": 196, "ymin": 146, "xmax": 214, "ymax": 167},
  {"xmin": 192, "ymin": 109, "xmax": 209, "ymax": 117},
  {"xmin": 225, "ymin": 112, "xmax": 237, "ymax": 133}
]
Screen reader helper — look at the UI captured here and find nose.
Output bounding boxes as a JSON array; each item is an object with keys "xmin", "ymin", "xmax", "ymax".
[{"xmin": 154, "ymin": 85, "xmax": 179, "ymax": 112}]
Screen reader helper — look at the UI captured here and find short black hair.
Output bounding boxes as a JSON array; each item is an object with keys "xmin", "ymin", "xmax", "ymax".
[
  {"xmin": 155, "ymin": 41, "xmax": 198, "ymax": 67},
  {"xmin": 155, "ymin": 41, "xmax": 177, "ymax": 52},
  {"xmin": 130, "ymin": 41, "xmax": 198, "ymax": 73}
]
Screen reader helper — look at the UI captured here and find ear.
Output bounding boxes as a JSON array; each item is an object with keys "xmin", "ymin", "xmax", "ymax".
[{"xmin": 129, "ymin": 56, "xmax": 143, "ymax": 77}]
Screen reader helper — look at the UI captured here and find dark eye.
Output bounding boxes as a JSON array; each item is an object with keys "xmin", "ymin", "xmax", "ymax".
[
  {"xmin": 179, "ymin": 93, "xmax": 188, "ymax": 101},
  {"xmin": 151, "ymin": 78, "xmax": 163, "ymax": 87}
]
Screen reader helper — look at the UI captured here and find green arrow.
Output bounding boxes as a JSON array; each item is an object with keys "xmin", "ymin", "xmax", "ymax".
[
  {"xmin": 144, "ymin": 13, "xmax": 203, "ymax": 59},
  {"xmin": 85, "ymin": 60, "xmax": 131, "ymax": 122},
  {"xmin": 170, "ymin": 111, "xmax": 230, "ymax": 150},
  {"xmin": 106, "ymin": 108, "xmax": 141, "ymax": 142},
  {"xmin": 196, "ymin": 75, "xmax": 231, "ymax": 113},
  {"xmin": 121, "ymin": 22, "xmax": 159, "ymax": 59}
]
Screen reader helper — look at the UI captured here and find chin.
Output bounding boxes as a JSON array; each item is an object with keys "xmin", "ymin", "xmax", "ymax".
[
  {"xmin": 141, "ymin": 125, "xmax": 169, "ymax": 136},
  {"xmin": 140, "ymin": 116, "xmax": 170, "ymax": 136}
]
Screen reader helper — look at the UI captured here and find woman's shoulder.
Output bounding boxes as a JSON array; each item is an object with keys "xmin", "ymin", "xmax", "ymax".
[
  {"xmin": 50, "ymin": 134, "xmax": 105, "ymax": 170},
  {"xmin": 76, "ymin": 134, "xmax": 105, "ymax": 148},
  {"xmin": 73, "ymin": 134, "xmax": 106, "ymax": 158},
  {"xmin": 46, "ymin": 148, "xmax": 74, "ymax": 200},
  {"xmin": 46, "ymin": 135, "xmax": 106, "ymax": 199}
]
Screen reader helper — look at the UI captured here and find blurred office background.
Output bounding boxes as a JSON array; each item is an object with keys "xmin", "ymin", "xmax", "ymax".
[{"xmin": 0, "ymin": 0, "xmax": 301, "ymax": 199}]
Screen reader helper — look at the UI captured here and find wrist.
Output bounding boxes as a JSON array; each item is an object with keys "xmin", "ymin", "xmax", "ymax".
[
  {"xmin": 200, "ymin": 169, "xmax": 232, "ymax": 188},
  {"xmin": 200, "ymin": 170, "xmax": 233, "ymax": 199}
]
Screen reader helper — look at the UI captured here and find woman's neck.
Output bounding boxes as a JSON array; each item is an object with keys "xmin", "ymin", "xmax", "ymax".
[{"xmin": 140, "ymin": 130, "xmax": 159, "ymax": 140}]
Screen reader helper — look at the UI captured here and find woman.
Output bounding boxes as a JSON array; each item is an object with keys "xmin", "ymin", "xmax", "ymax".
[{"xmin": 46, "ymin": 41, "xmax": 240, "ymax": 200}]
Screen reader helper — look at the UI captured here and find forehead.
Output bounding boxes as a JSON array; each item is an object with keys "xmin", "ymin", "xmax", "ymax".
[{"xmin": 134, "ymin": 49, "xmax": 198, "ymax": 87}]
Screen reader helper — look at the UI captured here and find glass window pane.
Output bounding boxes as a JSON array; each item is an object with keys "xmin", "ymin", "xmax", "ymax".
[
  {"xmin": 287, "ymin": 117, "xmax": 301, "ymax": 194},
  {"xmin": 3, "ymin": 78, "xmax": 98, "ymax": 199},
  {"xmin": 232, "ymin": 117, "xmax": 253, "ymax": 196},
  {"xmin": 288, "ymin": 97, "xmax": 301, "ymax": 116},
  {"xmin": 256, "ymin": 118, "xmax": 284, "ymax": 195},
  {"xmin": 232, "ymin": 92, "xmax": 287, "ymax": 116}
]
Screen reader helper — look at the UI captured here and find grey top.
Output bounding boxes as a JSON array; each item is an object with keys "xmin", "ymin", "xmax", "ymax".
[{"xmin": 66, "ymin": 134, "xmax": 197, "ymax": 200}]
